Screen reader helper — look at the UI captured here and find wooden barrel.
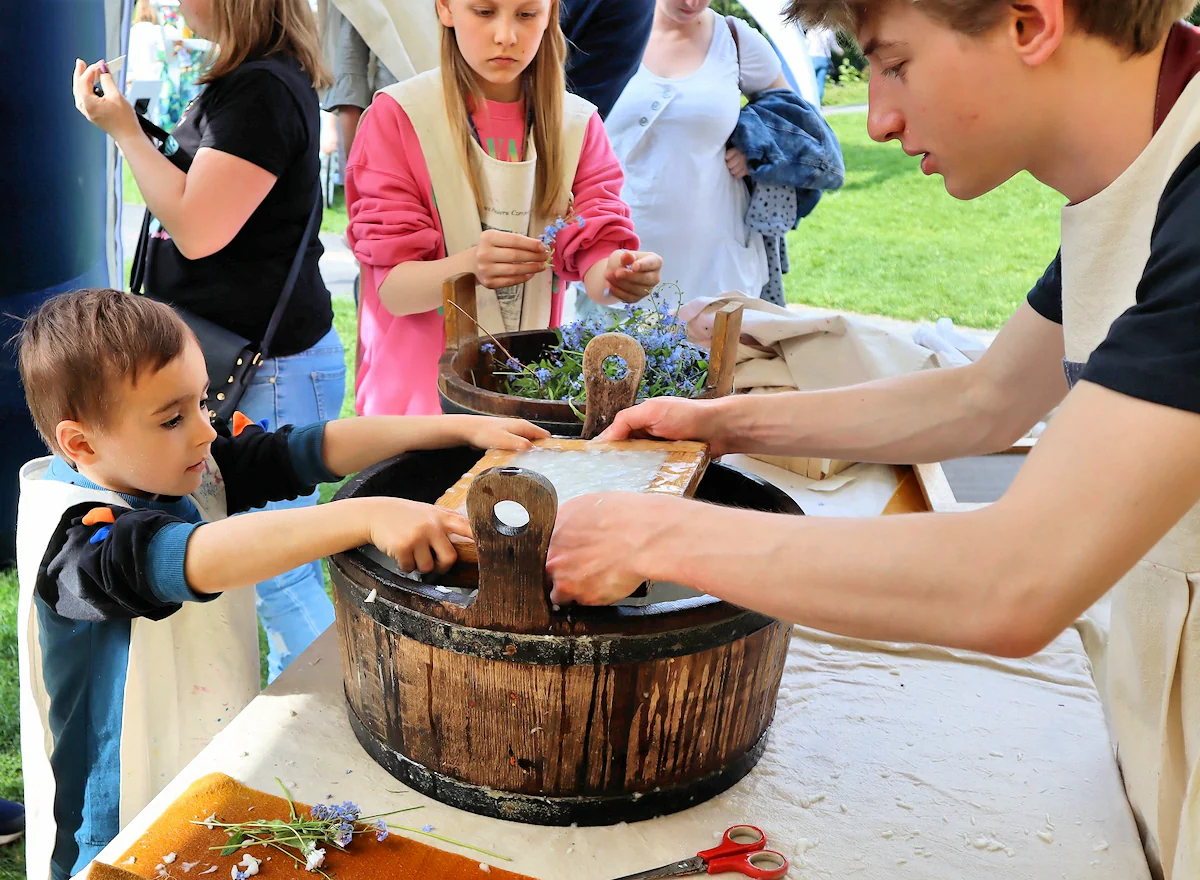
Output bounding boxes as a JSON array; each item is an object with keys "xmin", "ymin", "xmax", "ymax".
[
  {"xmin": 436, "ymin": 273, "xmax": 744, "ymax": 436},
  {"xmin": 328, "ymin": 446, "xmax": 800, "ymax": 825}
]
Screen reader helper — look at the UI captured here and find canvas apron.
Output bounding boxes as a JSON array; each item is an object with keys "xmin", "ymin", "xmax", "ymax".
[
  {"xmin": 379, "ymin": 69, "xmax": 593, "ymax": 334},
  {"xmin": 1060, "ymin": 74, "xmax": 1200, "ymax": 880},
  {"xmin": 16, "ymin": 457, "xmax": 260, "ymax": 880}
]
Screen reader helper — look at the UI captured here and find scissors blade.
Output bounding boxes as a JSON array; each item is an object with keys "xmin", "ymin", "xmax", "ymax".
[{"xmin": 611, "ymin": 856, "xmax": 706, "ymax": 880}]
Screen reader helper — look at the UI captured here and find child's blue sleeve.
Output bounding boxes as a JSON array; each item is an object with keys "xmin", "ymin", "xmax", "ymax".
[{"xmin": 209, "ymin": 415, "xmax": 340, "ymax": 515}]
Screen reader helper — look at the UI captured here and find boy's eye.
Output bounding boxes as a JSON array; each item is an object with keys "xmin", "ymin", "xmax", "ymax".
[{"xmin": 162, "ymin": 414, "xmax": 183, "ymax": 429}]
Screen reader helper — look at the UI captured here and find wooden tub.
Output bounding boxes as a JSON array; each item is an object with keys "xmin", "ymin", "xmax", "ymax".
[{"xmin": 328, "ymin": 446, "xmax": 800, "ymax": 825}]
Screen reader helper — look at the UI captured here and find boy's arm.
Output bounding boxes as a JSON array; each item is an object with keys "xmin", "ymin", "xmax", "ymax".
[
  {"xmin": 38, "ymin": 505, "xmax": 214, "ymax": 621},
  {"xmin": 209, "ymin": 420, "xmax": 337, "ymax": 515}
]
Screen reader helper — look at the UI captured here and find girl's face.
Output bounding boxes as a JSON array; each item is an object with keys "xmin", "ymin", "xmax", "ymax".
[
  {"xmin": 437, "ymin": 0, "xmax": 552, "ymax": 101},
  {"xmin": 657, "ymin": 0, "xmax": 712, "ymax": 26},
  {"xmin": 179, "ymin": 0, "xmax": 215, "ymax": 38}
]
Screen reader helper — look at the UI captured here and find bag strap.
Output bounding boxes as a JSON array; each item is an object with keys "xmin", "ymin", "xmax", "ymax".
[{"xmin": 726, "ymin": 15, "xmax": 743, "ymax": 81}]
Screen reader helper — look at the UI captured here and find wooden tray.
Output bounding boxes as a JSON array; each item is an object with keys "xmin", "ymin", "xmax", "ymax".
[{"xmin": 436, "ymin": 437, "xmax": 710, "ymax": 564}]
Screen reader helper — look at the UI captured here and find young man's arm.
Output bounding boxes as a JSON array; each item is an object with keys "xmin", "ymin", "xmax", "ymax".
[
  {"xmin": 602, "ymin": 298, "xmax": 1068, "ymax": 464},
  {"xmin": 548, "ymin": 380, "xmax": 1200, "ymax": 657}
]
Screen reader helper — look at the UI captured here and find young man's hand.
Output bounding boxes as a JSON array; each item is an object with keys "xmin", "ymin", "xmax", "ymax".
[
  {"xmin": 473, "ymin": 230, "xmax": 549, "ymax": 289},
  {"xmin": 456, "ymin": 416, "xmax": 550, "ymax": 450},
  {"xmin": 598, "ymin": 397, "xmax": 730, "ymax": 454},
  {"xmin": 365, "ymin": 498, "xmax": 472, "ymax": 575}
]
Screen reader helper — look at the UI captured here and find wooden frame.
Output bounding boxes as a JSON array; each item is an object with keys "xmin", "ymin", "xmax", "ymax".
[{"xmin": 914, "ymin": 439, "xmax": 1035, "ymax": 513}]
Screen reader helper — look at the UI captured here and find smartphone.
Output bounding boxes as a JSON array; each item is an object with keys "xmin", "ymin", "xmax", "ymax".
[{"xmin": 90, "ymin": 55, "xmax": 126, "ymax": 97}]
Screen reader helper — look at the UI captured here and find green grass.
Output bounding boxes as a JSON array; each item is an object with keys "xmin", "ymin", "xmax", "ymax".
[
  {"xmin": 821, "ymin": 78, "xmax": 868, "ymax": 107},
  {"xmin": 784, "ymin": 112, "xmax": 1063, "ymax": 329},
  {"xmin": 0, "ymin": 568, "xmax": 24, "ymax": 880},
  {"xmin": 121, "ymin": 162, "xmax": 349, "ymax": 235}
]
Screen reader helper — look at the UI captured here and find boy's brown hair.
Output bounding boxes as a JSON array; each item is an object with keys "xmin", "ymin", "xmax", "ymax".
[
  {"xmin": 786, "ymin": 0, "xmax": 1197, "ymax": 55},
  {"xmin": 16, "ymin": 289, "xmax": 191, "ymax": 456}
]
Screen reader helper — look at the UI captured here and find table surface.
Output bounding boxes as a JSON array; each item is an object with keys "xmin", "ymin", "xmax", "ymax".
[{"xmin": 89, "ymin": 458, "xmax": 1150, "ymax": 880}]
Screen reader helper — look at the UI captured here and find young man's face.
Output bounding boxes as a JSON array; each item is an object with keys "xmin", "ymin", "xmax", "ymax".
[
  {"xmin": 860, "ymin": 0, "xmax": 1035, "ymax": 200},
  {"xmin": 73, "ymin": 339, "xmax": 218, "ymax": 499}
]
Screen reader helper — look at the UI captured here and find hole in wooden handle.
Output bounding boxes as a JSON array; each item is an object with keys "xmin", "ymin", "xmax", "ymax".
[{"xmin": 493, "ymin": 500, "xmax": 530, "ymax": 536}]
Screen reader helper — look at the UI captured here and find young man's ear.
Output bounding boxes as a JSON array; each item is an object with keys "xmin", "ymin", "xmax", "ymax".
[
  {"xmin": 1007, "ymin": 0, "xmax": 1066, "ymax": 67},
  {"xmin": 56, "ymin": 421, "xmax": 99, "ymax": 469}
]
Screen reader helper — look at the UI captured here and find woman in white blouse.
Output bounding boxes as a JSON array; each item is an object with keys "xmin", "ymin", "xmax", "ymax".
[{"xmin": 606, "ymin": 0, "xmax": 788, "ymax": 305}]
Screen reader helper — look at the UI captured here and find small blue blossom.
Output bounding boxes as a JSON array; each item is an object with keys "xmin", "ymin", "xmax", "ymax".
[
  {"xmin": 375, "ymin": 819, "xmax": 389, "ymax": 842},
  {"xmin": 505, "ymin": 357, "xmax": 521, "ymax": 371},
  {"xmin": 480, "ymin": 342, "xmax": 495, "ymax": 354},
  {"xmin": 234, "ymin": 871, "xmax": 248, "ymax": 880},
  {"xmin": 422, "ymin": 824, "xmax": 436, "ymax": 833},
  {"xmin": 576, "ymin": 216, "xmax": 586, "ymax": 229},
  {"xmin": 534, "ymin": 367, "xmax": 551, "ymax": 384},
  {"xmin": 310, "ymin": 804, "xmax": 329, "ymax": 821}
]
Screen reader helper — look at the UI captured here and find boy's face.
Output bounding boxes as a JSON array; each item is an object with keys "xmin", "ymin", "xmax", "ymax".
[
  {"xmin": 61, "ymin": 339, "xmax": 218, "ymax": 499},
  {"xmin": 860, "ymin": 0, "xmax": 1039, "ymax": 199}
]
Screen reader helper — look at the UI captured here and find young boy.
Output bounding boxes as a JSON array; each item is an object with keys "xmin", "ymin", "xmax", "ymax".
[
  {"xmin": 14, "ymin": 289, "xmax": 548, "ymax": 880},
  {"xmin": 544, "ymin": 3, "xmax": 1200, "ymax": 878}
]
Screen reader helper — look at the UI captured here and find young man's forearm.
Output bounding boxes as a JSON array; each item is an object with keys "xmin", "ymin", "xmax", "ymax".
[
  {"xmin": 713, "ymin": 361, "xmax": 1009, "ymax": 464},
  {"xmin": 378, "ymin": 250, "xmax": 476, "ymax": 316},
  {"xmin": 184, "ymin": 499, "xmax": 369, "ymax": 593}
]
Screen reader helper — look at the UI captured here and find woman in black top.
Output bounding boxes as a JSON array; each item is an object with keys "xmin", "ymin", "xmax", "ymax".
[{"xmin": 72, "ymin": 0, "xmax": 344, "ymax": 682}]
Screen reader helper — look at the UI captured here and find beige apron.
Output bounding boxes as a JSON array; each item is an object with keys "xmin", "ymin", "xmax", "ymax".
[
  {"xmin": 16, "ymin": 458, "xmax": 259, "ymax": 880},
  {"xmin": 328, "ymin": 0, "xmax": 439, "ymax": 82},
  {"xmin": 1060, "ymin": 74, "xmax": 1200, "ymax": 880},
  {"xmin": 379, "ymin": 69, "xmax": 594, "ymax": 333}
]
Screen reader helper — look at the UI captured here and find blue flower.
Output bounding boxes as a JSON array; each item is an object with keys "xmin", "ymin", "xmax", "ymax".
[
  {"xmin": 480, "ymin": 342, "xmax": 495, "ymax": 354},
  {"xmin": 544, "ymin": 225, "xmax": 557, "ymax": 237},
  {"xmin": 534, "ymin": 367, "xmax": 551, "ymax": 384},
  {"xmin": 576, "ymin": 216, "xmax": 586, "ymax": 229},
  {"xmin": 234, "ymin": 871, "xmax": 248, "ymax": 880},
  {"xmin": 311, "ymin": 804, "xmax": 329, "ymax": 821},
  {"xmin": 505, "ymin": 357, "xmax": 522, "ymax": 371},
  {"xmin": 554, "ymin": 218, "xmax": 566, "ymax": 229},
  {"xmin": 336, "ymin": 801, "xmax": 361, "ymax": 821},
  {"xmin": 422, "ymin": 824, "xmax": 436, "ymax": 833},
  {"xmin": 375, "ymin": 820, "xmax": 389, "ymax": 842},
  {"xmin": 336, "ymin": 830, "xmax": 353, "ymax": 847}
]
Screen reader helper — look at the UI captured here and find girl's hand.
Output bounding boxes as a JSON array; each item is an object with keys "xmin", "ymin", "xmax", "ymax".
[
  {"xmin": 604, "ymin": 250, "xmax": 663, "ymax": 303},
  {"xmin": 474, "ymin": 229, "xmax": 549, "ymax": 289},
  {"xmin": 366, "ymin": 498, "xmax": 472, "ymax": 575},
  {"xmin": 725, "ymin": 147, "xmax": 750, "ymax": 180},
  {"xmin": 457, "ymin": 416, "xmax": 550, "ymax": 450},
  {"xmin": 72, "ymin": 59, "xmax": 141, "ymax": 143}
]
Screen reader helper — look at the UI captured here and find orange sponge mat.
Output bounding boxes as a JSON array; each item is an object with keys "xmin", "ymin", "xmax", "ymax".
[{"xmin": 87, "ymin": 773, "xmax": 539, "ymax": 880}]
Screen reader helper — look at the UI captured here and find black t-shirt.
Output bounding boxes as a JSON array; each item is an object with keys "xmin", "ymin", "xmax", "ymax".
[
  {"xmin": 1027, "ymin": 142, "xmax": 1200, "ymax": 414},
  {"xmin": 144, "ymin": 54, "xmax": 332, "ymax": 357}
]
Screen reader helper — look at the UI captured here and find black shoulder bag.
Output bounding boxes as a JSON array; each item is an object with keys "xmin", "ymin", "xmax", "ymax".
[{"xmin": 128, "ymin": 116, "xmax": 322, "ymax": 423}]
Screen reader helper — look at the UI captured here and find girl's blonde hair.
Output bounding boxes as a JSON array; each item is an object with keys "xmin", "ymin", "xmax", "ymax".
[
  {"xmin": 786, "ymin": 0, "xmax": 1196, "ymax": 54},
  {"xmin": 440, "ymin": 0, "xmax": 568, "ymax": 218},
  {"xmin": 132, "ymin": 0, "xmax": 158, "ymax": 25},
  {"xmin": 199, "ymin": 0, "xmax": 331, "ymax": 88}
]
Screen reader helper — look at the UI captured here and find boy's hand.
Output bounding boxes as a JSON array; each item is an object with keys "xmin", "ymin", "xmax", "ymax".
[
  {"xmin": 604, "ymin": 251, "xmax": 663, "ymax": 303},
  {"xmin": 366, "ymin": 498, "xmax": 472, "ymax": 575},
  {"xmin": 473, "ymin": 230, "xmax": 549, "ymax": 289},
  {"xmin": 457, "ymin": 416, "xmax": 550, "ymax": 450}
]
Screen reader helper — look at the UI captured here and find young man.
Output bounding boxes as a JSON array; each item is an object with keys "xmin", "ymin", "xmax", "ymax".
[
  {"xmin": 544, "ymin": 2, "xmax": 1200, "ymax": 877},
  {"xmin": 15, "ymin": 289, "xmax": 546, "ymax": 879}
]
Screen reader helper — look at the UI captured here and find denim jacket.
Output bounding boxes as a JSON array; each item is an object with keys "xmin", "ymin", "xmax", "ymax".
[{"xmin": 731, "ymin": 88, "xmax": 844, "ymax": 303}]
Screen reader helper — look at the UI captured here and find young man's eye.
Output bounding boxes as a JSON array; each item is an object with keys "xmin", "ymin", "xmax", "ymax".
[{"xmin": 883, "ymin": 61, "xmax": 908, "ymax": 80}]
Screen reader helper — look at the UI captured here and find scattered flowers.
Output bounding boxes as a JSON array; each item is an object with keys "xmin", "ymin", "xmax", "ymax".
[
  {"xmin": 191, "ymin": 780, "xmax": 511, "ymax": 879},
  {"xmin": 539, "ymin": 206, "xmax": 586, "ymax": 268}
]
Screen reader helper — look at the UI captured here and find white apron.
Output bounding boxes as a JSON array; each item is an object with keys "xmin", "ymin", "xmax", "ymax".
[
  {"xmin": 1060, "ymin": 74, "xmax": 1200, "ymax": 880},
  {"xmin": 16, "ymin": 458, "xmax": 260, "ymax": 880},
  {"xmin": 329, "ymin": 0, "xmax": 439, "ymax": 82},
  {"xmin": 379, "ymin": 69, "xmax": 594, "ymax": 333}
]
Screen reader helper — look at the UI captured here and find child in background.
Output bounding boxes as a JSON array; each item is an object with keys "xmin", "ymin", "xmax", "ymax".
[
  {"xmin": 15, "ymin": 290, "xmax": 546, "ymax": 879},
  {"xmin": 345, "ymin": 0, "xmax": 663, "ymax": 416}
]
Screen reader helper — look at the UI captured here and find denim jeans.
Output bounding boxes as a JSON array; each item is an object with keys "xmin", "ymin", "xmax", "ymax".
[
  {"xmin": 237, "ymin": 326, "xmax": 346, "ymax": 681},
  {"xmin": 812, "ymin": 56, "xmax": 831, "ymax": 103}
]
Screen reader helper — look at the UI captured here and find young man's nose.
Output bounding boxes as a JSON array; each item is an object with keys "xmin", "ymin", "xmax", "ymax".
[{"xmin": 866, "ymin": 86, "xmax": 905, "ymax": 144}]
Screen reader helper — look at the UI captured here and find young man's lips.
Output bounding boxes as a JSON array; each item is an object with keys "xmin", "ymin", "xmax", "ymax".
[{"xmin": 920, "ymin": 153, "xmax": 935, "ymax": 174}]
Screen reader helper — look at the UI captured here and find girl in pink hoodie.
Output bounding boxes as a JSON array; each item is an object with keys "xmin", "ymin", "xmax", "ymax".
[{"xmin": 345, "ymin": 0, "xmax": 663, "ymax": 416}]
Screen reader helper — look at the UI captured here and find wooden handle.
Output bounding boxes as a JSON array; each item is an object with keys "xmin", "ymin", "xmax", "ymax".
[
  {"xmin": 443, "ymin": 273, "xmax": 479, "ymax": 351},
  {"xmin": 702, "ymin": 302, "xmax": 744, "ymax": 398},
  {"xmin": 581, "ymin": 332, "xmax": 646, "ymax": 439},
  {"xmin": 465, "ymin": 467, "xmax": 558, "ymax": 632}
]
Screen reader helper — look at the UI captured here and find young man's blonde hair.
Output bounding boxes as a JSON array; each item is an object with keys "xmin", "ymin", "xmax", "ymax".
[
  {"xmin": 16, "ymin": 290, "xmax": 191, "ymax": 457},
  {"xmin": 200, "ymin": 0, "xmax": 331, "ymax": 88},
  {"xmin": 439, "ymin": 0, "xmax": 569, "ymax": 219},
  {"xmin": 786, "ymin": 0, "xmax": 1197, "ymax": 54}
]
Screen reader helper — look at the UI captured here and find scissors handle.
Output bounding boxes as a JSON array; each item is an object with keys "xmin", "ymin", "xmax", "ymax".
[
  {"xmin": 705, "ymin": 850, "xmax": 788, "ymax": 879},
  {"xmin": 697, "ymin": 825, "xmax": 768, "ymax": 861}
]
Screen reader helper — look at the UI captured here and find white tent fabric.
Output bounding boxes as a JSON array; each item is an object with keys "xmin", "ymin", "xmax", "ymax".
[{"xmin": 739, "ymin": 0, "xmax": 821, "ymax": 106}]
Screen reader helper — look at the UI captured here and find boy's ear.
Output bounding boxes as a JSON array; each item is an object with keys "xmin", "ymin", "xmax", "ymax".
[
  {"xmin": 1006, "ymin": 0, "xmax": 1066, "ymax": 68},
  {"xmin": 435, "ymin": 0, "xmax": 454, "ymax": 28},
  {"xmin": 56, "ymin": 420, "xmax": 99, "ymax": 468}
]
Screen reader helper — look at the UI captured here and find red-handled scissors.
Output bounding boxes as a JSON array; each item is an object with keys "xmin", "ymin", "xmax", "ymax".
[{"xmin": 611, "ymin": 825, "xmax": 789, "ymax": 879}]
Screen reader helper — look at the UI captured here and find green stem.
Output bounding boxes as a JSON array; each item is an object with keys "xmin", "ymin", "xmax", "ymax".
[{"xmin": 388, "ymin": 825, "xmax": 512, "ymax": 862}]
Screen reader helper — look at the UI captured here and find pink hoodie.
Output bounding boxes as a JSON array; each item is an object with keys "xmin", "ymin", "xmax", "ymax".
[{"xmin": 345, "ymin": 94, "xmax": 639, "ymax": 416}]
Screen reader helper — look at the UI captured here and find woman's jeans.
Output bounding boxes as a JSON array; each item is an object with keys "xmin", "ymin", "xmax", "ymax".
[{"xmin": 237, "ymin": 326, "xmax": 346, "ymax": 682}]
